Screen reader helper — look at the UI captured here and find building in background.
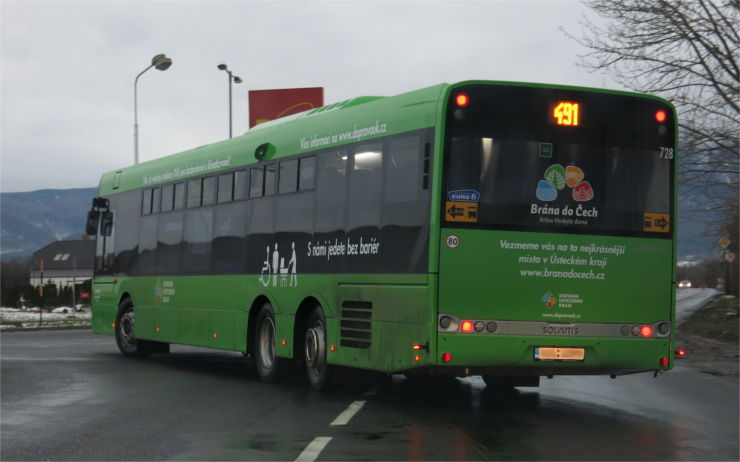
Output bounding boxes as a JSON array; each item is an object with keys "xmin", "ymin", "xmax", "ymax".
[{"xmin": 29, "ymin": 239, "xmax": 94, "ymax": 287}]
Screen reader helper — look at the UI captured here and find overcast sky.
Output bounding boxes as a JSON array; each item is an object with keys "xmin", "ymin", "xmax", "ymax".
[{"xmin": 0, "ymin": 0, "xmax": 613, "ymax": 193}]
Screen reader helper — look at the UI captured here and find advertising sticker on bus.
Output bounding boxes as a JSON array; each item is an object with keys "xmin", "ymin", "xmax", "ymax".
[{"xmin": 531, "ymin": 163, "xmax": 599, "ymax": 227}]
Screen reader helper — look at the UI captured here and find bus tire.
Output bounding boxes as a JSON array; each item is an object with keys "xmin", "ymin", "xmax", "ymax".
[
  {"xmin": 115, "ymin": 298, "xmax": 151, "ymax": 358},
  {"xmin": 255, "ymin": 302, "xmax": 281, "ymax": 382},
  {"xmin": 304, "ymin": 306, "xmax": 332, "ymax": 391}
]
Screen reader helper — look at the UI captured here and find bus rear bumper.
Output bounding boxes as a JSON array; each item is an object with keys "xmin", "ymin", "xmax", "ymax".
[{"xmin": 433, "ymin": 333, "xmax": 674, "ymax": 375}]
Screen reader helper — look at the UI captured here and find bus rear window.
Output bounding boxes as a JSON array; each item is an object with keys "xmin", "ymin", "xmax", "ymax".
[{"xmin": 444, "ymin": 85, "xmax": 675, "ymax": 237}]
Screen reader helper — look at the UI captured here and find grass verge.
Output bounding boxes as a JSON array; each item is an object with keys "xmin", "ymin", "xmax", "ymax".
[{"xmin": 678, "ymin": 295, "xmax": 739, "ymax": 344}]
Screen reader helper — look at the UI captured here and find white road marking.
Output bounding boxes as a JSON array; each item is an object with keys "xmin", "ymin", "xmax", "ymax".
[
  {"xmin": 330, "ymin": 400, "xmax": 366, "ymax": 426},
  {"xmin": 295, "ymin": 436, "xmax": 332, "ymax": 462}
]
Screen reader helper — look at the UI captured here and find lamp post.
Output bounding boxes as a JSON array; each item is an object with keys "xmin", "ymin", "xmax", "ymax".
[
  {"xmin": 217, "ymin": 63, "xmax": 242, "ymax": 139},
  {"xmin": 134, "ymin": 53, "xmax": 172, "ymax": 165}
]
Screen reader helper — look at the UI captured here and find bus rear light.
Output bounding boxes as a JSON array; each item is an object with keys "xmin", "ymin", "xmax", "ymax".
[
  {"xmin": 460, "ymin": 320, "xmax": 474, "ymax": 333},
  {"xmin": 640, "ymin": 325, "xmax": 653, "ymax": 337},
  {"xmin": 412, "ymin": 343, "xmax": 421, "ymax": 351},
  {"xmin": 414, "ymin": 355, "xmax": 421, "ymax": 362},
  {"xmin": 474, "ymin": 321, "xmax": 485, "ymax": 333},
  {"xmin": 441, "ymin": 352, "xmax": 452, "ymax": 363},
  {"xmin": 657, "ymin": 321, "xmax": 670, "ymax": 335},
  {"xmin": 155, "ymin": 327, "xmax": 161, "ymax": 333},
  {"xmin": 675, "ymin": 348, "xmax": 686, "ymax": 358},
  {"xmin": 213, "ymin": 333, "xmax": 219, "ymax": 339},
  {"xmin": 659, "ymin": 357, "xmax": 669, "ymax": 367},
  {"xmin": 455, "ymin": 93, "xmax": 470, "ymax": 107},
  {"xmin": 655, "ymin": 110, "xmax": 667, "ymax": 123}
]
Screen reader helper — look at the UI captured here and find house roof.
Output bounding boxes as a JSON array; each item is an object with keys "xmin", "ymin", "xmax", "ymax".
[{"xmin": 30, "ymin": 240, "xmax": 95, "ymax": 271}]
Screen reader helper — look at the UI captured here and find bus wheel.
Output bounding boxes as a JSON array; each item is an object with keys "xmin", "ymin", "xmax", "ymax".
[
  {"xmin": 255, "ymin": 303, "xmax": 280, "ymax": 382},
  {"xmin": 115, "ymin": 299, "xmax": 150, "ymax": 358},
  {"xmin": 304, "ymin": 306, "xmax": 332, "ymax": 391}
]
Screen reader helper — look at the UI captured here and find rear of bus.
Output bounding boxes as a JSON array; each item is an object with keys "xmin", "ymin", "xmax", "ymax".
[{"xmin": 436, "ymin": 82, "xmax": 677, "ymax": 380}]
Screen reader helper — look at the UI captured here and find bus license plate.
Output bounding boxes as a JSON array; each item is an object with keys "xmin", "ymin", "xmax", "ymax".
[{"xmin": 534, "ymin": 347, "xmax": 585, "ymax": 361}]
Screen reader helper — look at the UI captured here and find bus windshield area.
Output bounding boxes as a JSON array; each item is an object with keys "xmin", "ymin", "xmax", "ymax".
[
  {"xmin": 445, "ymin": 136, "xmax": 673, "ymax": 237},
  {"xmin": 443, "ymin": 85, "xmax": 675, "ymax": 238}
]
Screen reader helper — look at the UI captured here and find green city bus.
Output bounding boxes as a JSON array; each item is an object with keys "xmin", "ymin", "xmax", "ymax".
[{"xmin": 88, "ymin": 80, "xmax": 677, "ymax": 390}]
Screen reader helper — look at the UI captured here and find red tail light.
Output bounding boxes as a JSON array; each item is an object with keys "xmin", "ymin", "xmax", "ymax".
[
  {"xmin": 640, "ymin": 325, "xmax": 653, "ymax": 337},
  {"xmin": 460, "ymin": 320, "xmax": 474, "ymax": 333},
  {"xmin": 455, "ymin": 94, "xmax": 470, "ymax": 107},
  {"xmin": 655, "ymin": 110, "xmax": 667, "ymax": 123},
  {"xmin": 441, "ymin": 352, "xmax": 452, "ymax": 363},
  {"xmin": 659, "ymin": 357, "xmax": 669, "ymax": 367}
]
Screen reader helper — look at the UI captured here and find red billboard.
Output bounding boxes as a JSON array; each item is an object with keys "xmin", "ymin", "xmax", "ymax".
[{"xmin": 248, "ymin": 87, "xmax": 324, "ymax": 128}]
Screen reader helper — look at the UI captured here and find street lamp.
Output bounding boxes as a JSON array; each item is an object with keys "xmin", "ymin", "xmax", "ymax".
[
  {"xmin": 217, "ymin": 63, "xmax": 242, "ymax": 139},
  {"xmin": 134, "ymin": 53, "xmax": 172, "ymax": 165}
]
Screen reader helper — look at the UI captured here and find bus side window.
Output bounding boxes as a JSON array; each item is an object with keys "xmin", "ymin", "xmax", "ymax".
[
  {"xmin": 250, "ymin": 167, "xmax": 264, "ymax": 198},
  {"xmin": 173, "ymin": 182, "xmax": 186, "ymax": 210},
  {"xmin": 299, "ymin": 156, "xmax": 316, "ymax": 191},
  {"xmin": 202, "ymin": 176, "xmax": 216, "ymax": 206},
  {"xmin": 234, "ymin": 170, "xmax": 248, "ymax": 201},
  {"xmin": 152, "ymin": 187, "xmax": 161, "ymax": 214},
  {"xmin": 218, "ymin": 172, "xmax": 234, "ymax": 203},
  {"xmin": 348, "ymin": 143, "xmax": 382, "ymax": 229},
  {"xmin": 316, "ymin": 149, "xmax": 347, "ymax": 231},
  {"xmin": 278, "ymin": 159, "xmax": 298, "ymax": 194},
  {"xmin": 161, "ymin": 184, "xmax": 174, "ymax": 212},
  {"xmin": 142, "ymin": 189, "xmax": 152, "ymax": 215},
  {"xmin": 187, "ymin": 178, "xmax": 202, "ymax": 208},
  {"xmin": 264, "ymin": 163, "xmax": 277, "ymax": 197}
]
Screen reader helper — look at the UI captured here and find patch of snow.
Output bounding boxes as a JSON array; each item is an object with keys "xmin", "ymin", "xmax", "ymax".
[{"xmin": 676, "ymin": 288, "xmax": 720, "ymax": 325}]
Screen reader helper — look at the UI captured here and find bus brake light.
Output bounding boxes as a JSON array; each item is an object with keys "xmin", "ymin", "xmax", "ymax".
[
  {"xmin": 455, "ymin": 94, "xmax": 470, "ymax": 107},
  {"xmin": 460, "ymin": 320, "xmax": 474, "ymax": 333},
  {"xmin": 441, "ymin": 352, "xmax": 452, "ymax": 363},
  {"xmin": 655, "ymin": 110, "xmax": 667, "ymax": 123},
  {"xmin": 640, "ymin": 325, "xmax": 653, "ymax": 337}
]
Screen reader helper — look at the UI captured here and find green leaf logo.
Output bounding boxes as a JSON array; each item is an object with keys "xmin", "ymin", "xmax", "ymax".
[{"xmin": 544, "ymin": 164, "xmax": 566, "ymax": 190}]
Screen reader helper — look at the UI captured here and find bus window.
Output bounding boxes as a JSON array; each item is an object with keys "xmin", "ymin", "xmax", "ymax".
[
  {"xmin": 316, "ymin": 149, "xmax": 347, "ymax": 232},
  {"xmin": 202, "ymin": 176, "xmax": 216, "ymax": 206},
  {"xmin": 348, "ymin": 143, "xmax": 382, "ymax": 229},
  {"xmin": 161, "ymin": 184, "xmax": 174, "ymax": 212},
  {"xmin": 217, "ymin": 173, "xmax": 234, "ymax": 203},
  {"xmin": 279, "ymin": 159, "xmax": 298, "ymax": 194},
  {"xmin": 384, "ymin": 135, "xmax": 421, "ymax": 205},
  {"xmin": 183, "ymin": 208, "xmax": 213, "ymax": 273},
  {"xmin": 142, "ymin": 189, "xmax": 152, "ymax": 215},
  {"xmin": 187, "ymin": 178, "xmax": 202, "ymax": 208},
  {"xmin": 152, "ymin": 187, "xmax": 161, "ymax": 214},
  {"xmin": 250, "ymin": 167, "xmax": 264, "ymax": 198},
  {"xmin": 234, "ymin": 170, "xmax": 248, "ymax": 201},
  {"xmin": 173, "ymin": 182, "xmax": 185, "ymax": 210},
  {"xmin": 299, "ymin": 156, "xmax": 316, "ymax": 191},
  {"xmin": 265, "ymin": 163, "xmax": 277, "ymax": 197},
  {"xmin": 157, "ymin": 211, "xmax": 183, "ymax": 274}
]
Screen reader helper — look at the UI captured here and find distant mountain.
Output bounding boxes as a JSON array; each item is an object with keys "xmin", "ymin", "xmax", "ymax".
[
  {"xmin": 0, "ymin": 186, "xmax": 716, "ymax": 262},
  {"xmin": 1, "ymin": 187, "xmax": 97, "ymax": 261}
]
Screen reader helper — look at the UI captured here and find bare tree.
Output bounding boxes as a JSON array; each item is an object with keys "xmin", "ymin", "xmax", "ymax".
[{"xmin": 566, "ymin": 0, "xmax": 739, "ymax": 233}]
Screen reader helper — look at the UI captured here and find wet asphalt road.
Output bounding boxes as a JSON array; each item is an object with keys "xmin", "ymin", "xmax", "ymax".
[{"xmin": 1, "ymin": 329, "xmax": 738, "ymax": 461}]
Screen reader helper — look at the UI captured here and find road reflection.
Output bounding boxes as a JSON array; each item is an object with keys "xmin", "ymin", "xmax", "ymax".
[{"xmin": 353, "ymin": 375, "xmax": 700, "ymax": 461}]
